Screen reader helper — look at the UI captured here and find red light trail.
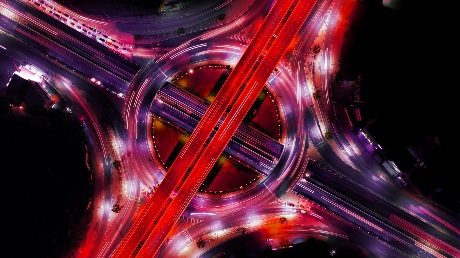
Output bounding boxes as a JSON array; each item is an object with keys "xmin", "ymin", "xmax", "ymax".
[{"xmin": 112, "ymin": 0, "xmax": 316, "ymax": 256}]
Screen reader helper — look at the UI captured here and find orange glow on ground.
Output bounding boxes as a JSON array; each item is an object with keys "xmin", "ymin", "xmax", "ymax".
[
  {"xmin": 266, "ymin": 223, "xmax": 283, "ymax": 235},
  {"xmin": 51, "ymin": 94, "xmax": 59, "ymax": 103}
]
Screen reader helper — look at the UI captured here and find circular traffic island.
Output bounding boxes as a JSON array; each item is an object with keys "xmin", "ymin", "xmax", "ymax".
[{"xmin": 151, "ymin": 65, "xmax": 283, "ymax": 194}]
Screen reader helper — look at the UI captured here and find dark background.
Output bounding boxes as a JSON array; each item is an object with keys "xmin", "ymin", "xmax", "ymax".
[
  {"xmin": 339, "ymin": 0, "xmax": 458, "ymax": 214},
  {"xmin": 0, "ymin": 100, "xmax": 93, "ymax": 258}
]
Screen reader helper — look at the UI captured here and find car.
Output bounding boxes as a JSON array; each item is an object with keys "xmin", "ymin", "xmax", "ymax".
[{"xmin": 396, "ymin": 176, "xmax": 407, "ymax": 186}]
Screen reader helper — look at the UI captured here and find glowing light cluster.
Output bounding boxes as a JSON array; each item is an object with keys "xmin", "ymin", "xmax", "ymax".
[
  {"xmin": 15, "ymin": 64, "xmax": 44, "ymax": 82},
  {"xmin": 169, "ymin": 43, "xmax": 207, "ymax": 60},
  {"xmin": 0, "ymin": 3, "xmax": 17, "ymax": 20}
]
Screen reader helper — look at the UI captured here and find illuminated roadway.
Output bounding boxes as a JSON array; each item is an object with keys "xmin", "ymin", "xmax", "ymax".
[
  {"xmin": 293, "ymin": 160, "xmax": 460, "ymax": 257},
  {"xmin": 58, "ymin": 0, "xmax": 460, "ymax": 256},
  {"xmin": 111, "ymin": 0, "xmax": 303, "ymax": 256},
  {"xmin": 1, "ymin": 0, "xmax": 317, "ymax": 256},
  {"xmin": 0, "ymin": 0, "xmax": 140, "ymax": 93},
  {"xmin": 130, "ymin": 0, "xmax": 317, "ymax": 257},
  {"xmin": 2, "ymin": 0, "xmax": 460, "ymax": 257},
  {"xmin": 151, "ymin": 81, "xmax": 283, "ymax": 175}
]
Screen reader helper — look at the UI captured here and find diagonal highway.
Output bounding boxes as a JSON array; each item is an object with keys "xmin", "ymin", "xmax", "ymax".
[
  {"xmin": 110, "ymin": 0, "xmax": 300, "ymax": 256},
  {"xmin": 151, "ymin": 81, "xmax": 283, "ymax": 175},
  {"xmin": 134, "ymin": 0, "xmax": 317, "ymax": 257},
  {"xmin": 3, "ymin": 1, "xmax": 460, "ymax": 257}
]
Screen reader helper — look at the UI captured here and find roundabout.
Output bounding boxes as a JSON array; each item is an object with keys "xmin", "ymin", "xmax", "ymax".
[{"xmin": 123, "ymin": 38, "xmax": 310, "ymax": 214}]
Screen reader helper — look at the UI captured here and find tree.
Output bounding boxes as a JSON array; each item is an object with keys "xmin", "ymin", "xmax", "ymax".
[
  {"xmin": 313, "ymin": 44, "xmax": 321, "ymax": 54},
  {"xmin": 177, "ymin": 27, "xmax": 185, "ymax": 35},
  {"xmin": 324, "ymin": 131, "xmax": 332, "ymax": 140},
  {"xmin": 313, "ymin": 90, "xmax": 322, "ymax": 100},
  {"xmin": 236, "ymin": 227, "xmax": 247, "ymax": 234},
  {"xmin": 196, "ymin": 238, "xmax": 206, "ymax": 248},
  {"xmin": 112, "ymin": 160, "xmax": 121, "ymax": 170},
  {"xmin": 111, "ymin": 203, "xmax": 121, "ymax": 213}
]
